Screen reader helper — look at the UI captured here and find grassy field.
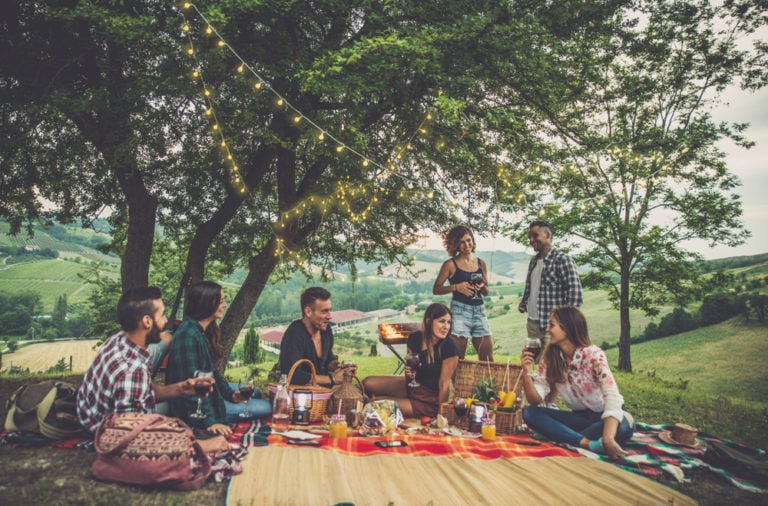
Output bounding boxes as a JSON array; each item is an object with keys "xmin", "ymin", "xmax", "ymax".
[
  {"xmin": 2, "ymin": 340, "xmax": 101, "ymax": 374},
  {"xmin": 605, "ymin": 318, "xmax": 768, "ymax": 401},
  {"xmin": 0, "ymin": 222, "xmax": 117, "ymax": 264},
  {"xmin": 0, "ymin": 258, "xmax": 119, "ymax": 310}
]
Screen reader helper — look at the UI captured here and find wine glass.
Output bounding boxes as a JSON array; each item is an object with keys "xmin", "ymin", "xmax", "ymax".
[
  {"xmin": 453, "ymin": 397, "xmax": 468, "ymax": 424},
  {"xmin": 238, "ymin": 377, "xmax": 255, "ymax": 418},
  {"xmin": 190, "ymin": 370, "xmax": 213, "ymax": 422},
  {"xmin": 405, "ymin": 354, "xmax": 421, "ymax": 388},
  {"xmin": 469, "ymin": 272, "xmax": 483, "ymax": 300},
  {"xmin": 524, "ymin": 338, "xmax": 542, "ymax": 377}
]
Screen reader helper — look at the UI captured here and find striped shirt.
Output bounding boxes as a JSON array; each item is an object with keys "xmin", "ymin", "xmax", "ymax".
[
  {"xmin": 76, "ymin": 332, "xmax": 156, "ymax": 433},
  {"xmin": 519, "ymin": 247, "xmax": 583, "ymax": 330}
]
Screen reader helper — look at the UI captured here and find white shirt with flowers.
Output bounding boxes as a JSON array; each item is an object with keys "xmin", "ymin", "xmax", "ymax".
[{"xmin": 532, "ymin": 344, "xmax": 625, "ymax": 422}]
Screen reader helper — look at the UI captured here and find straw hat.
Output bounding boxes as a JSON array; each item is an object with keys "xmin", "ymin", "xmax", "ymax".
[{"xmin": 658, "ymin": 423, "xmax": 706, "ymax": 449}]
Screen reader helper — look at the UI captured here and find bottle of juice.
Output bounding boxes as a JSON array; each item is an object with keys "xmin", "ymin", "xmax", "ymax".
[
  {"xmin": 481, "ymin": 417, "xmax": 496, "ymax": 441},
  {"xmin": 329, "ymin": 414, "xmax": 348, "ymax": 438}
]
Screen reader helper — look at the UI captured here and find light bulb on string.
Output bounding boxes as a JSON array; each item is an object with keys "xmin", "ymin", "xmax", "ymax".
[{"xmin": 180, "ymin": 6, "xmax": 449, "ymax": 195}]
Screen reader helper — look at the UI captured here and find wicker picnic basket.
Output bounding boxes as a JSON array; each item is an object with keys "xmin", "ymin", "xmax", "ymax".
[
  {"xmin": 440, "ymin": 360, "xmax": 524, "ymax": 435},
  {"xmin": 268, "ymin": 359, "xmax": 333, "ymax": 423}
]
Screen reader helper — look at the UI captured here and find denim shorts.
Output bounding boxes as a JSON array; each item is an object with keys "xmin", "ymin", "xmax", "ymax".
[{"xmin": 450, "ymin": 300, "xmax": 491, "ymax": 339}]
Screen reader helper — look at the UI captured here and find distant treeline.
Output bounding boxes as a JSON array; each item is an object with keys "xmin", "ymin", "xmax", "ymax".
[
  {"xmin": 701, "ymin": 253, "xmax": 768, "ymax": 273},
  {"xmin": 0, "ymin": 245, "xmax": 58, "ymax": 261}
]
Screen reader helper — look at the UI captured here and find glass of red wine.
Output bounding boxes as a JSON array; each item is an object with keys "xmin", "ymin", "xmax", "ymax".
[
  {"xmin": 238, "ymin": 377, "xmax": 255, "ymax": 418},
  {"xmin": 469, "ymin": 272, "xmax": 483, "ymax": 300},
  {"xmin": 524, "ymin": 338, "xmax": 543, "ymax": 377},
  {"xmin": 405, "ymin": 354, "xmax": 421, "ymax": 388},
  {"xmin": 454, "ymin": 397, "xmax": 468, "ymax": 420},
  {"xmin": 190, "ymin": 370, "xmax": 213, "ymax": 421}
]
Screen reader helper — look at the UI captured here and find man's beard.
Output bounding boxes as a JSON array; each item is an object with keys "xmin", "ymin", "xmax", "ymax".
[{"xmin": 146, "ymin": 318, "xmax": 162, "ymax": 344}]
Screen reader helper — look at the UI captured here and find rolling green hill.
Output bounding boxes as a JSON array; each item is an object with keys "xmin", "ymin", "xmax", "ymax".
[
  {"xmin": 1, "ymin": 221, "xmax": 119, "ymax": 311},
  {"xmin": 605, "ymin": 318, "xmax": 767, "ymax": 401},
  {"xmin": 0, "ymin": 258, "xmax": 119, "ymax": 310},
  {"xmin": 0, "ymin": 221, "xmax": 117, "ymax": 264}
]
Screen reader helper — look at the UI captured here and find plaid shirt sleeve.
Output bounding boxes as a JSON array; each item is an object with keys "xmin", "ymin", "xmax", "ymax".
[{"xmin": 560, "ymin": 252, "xmax": 583, "ymax": 307}]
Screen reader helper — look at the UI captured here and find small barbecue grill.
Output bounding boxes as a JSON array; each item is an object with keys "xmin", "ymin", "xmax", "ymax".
[{"xmin": 377, "ymin": 322, "xmax": 421, "ymax": 374}]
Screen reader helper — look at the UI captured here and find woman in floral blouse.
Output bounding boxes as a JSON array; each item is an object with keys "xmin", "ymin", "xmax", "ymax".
[{"xmin": 521, "ymin": 305, "xmax": 634, "ymax": 457}]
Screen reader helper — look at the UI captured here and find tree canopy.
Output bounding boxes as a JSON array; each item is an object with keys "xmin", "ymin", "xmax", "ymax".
[
  {"xmin": 2, "ymin": 0, "xmax": 628, "ymax": 369},
  {"xmin": 501, "ymin": 0, "xmax": 766, "ymax": 371},
  {"xmin": 3, "ymin": 1, "xmax": 763, "ymax": 372}
]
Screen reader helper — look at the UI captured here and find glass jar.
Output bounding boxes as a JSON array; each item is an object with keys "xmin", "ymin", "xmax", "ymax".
[
  {"xmin": 329, "ymin": 414, "xmax": 348, "ymax": 439},
  {"xmin": 481, "ymin": 417, "xmax": 496, "ymax": 441}
]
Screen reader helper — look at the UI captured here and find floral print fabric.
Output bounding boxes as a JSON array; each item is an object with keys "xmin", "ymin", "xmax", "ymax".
[{"xmin": 533, "ymin": 345, "xmax": 625, "ymax": 421}]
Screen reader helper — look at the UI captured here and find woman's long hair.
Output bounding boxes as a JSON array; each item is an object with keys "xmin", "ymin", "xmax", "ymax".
[
  {"xmin": 420, "ymin": 303, "xmax": 452, "ymax": 364},
  {"xmin": 184, "ymin": 280, "xmax": 225, "ymax": 360},
  {"xmin": 542, "ymin": 305, "xmax": 591, "ymax": 402}
]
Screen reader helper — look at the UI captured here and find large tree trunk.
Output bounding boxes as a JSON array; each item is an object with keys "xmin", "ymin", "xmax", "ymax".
[
  {"xmin": 617, "ymin": 266, "xmax": 633, "ymax": 372},
  {"xmin": 216, "ymin": 238, "xmax": 279, "ymax": 372},
  {"xmin": 121, "ymin": 196, "xmax": 156, "ymax": 289}
]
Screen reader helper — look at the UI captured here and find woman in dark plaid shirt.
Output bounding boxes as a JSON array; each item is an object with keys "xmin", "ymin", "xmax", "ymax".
[{"xmin": 167, "ymin": 281, "xmax": 271, "ymax": 435}]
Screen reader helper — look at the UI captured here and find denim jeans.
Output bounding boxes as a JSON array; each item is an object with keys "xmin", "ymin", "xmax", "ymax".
[
  {"xmin": 523, "ymin": 406, "xmax": 635, "ymax": 446},
  {"xmin": 224, "ymin": 383, "xmax": 272, "ymax": 423}
]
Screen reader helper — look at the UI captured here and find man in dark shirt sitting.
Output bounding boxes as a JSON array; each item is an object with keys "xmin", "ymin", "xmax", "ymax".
[{"xmin": 278, "ymin": 287, "xmax": 345, "ymax": 386}]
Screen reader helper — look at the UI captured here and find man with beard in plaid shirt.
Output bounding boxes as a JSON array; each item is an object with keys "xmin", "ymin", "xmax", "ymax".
[
  {"xmin": 519, "ymin": 221, "xmax": 583, "ymax": 355},
  {"xmin": 76, "ymin": 286, "xmax": 227, "ymax": 453}
]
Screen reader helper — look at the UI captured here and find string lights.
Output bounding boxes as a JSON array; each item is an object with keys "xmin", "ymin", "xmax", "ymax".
[
  {"xmin": 180, "ymin": 2, "xmax": 446, "ymax": 259},
  {"xmin": 179, "ymin": 3, "xmax": 693, "ymax": 260}
]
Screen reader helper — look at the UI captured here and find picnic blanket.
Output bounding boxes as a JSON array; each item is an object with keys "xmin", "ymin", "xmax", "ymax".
[
  {"xmin": 229, "ymin": 420, "xmax": 577, "ymax": 459},
  {"xmin": 566, "ymin": 423, "xmax": 768, "ymax": 494},
  {"xmin": 227, "ymin": 446, "xmax": 696, "ymax": 506}
]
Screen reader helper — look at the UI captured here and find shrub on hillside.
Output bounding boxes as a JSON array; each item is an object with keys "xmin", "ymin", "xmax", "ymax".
[
  {"xmin": 656, "ymin": 307, "xmax": 698, "ymax": 338},
  {"xmin": 700, "ymin": 292, "xmax": 740, "ymax": 325}
]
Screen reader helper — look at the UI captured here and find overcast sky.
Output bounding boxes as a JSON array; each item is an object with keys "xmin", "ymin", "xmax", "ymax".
[{"xmin": 418, "ymin": 85, "xmax": 768, "ymax": 261}]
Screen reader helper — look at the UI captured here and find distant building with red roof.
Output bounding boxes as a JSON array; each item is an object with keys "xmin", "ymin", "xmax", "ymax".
[
  {"xmin": 330, "ymin": 309, "xmax": 374, "ymax": 330},
  {"xmin": 255, "ymin": 309, "xmax": 376, "ymax": 352},
  {"xmin": 260, "ymin": 330, "xmax": 284, "ymax": 346}
]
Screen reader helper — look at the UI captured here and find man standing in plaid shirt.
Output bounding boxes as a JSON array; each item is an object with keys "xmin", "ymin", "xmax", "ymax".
[
  {"xmin": 518, "ymin": 221, "xmax": 583, "ymax": 355},
  {"xmin": 76, "ymin": 286, "xmax": 227, "ymax": 452}
]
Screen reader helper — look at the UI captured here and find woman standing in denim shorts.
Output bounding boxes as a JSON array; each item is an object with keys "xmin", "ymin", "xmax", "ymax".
[{"xmin": 432, "ymin": 225, "xmax": 493, "ymax": 361}]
